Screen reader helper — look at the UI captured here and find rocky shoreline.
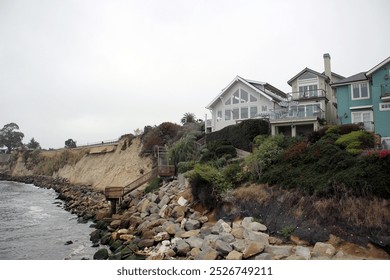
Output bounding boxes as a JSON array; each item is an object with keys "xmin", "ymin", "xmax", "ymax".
[{"xmin": 0, "ymin": 173, "xmax": 388, "ymax": 260}]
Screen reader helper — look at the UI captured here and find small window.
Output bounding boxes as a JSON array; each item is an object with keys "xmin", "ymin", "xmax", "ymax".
[
  {"xmin": 250, "ymin": 106, "xmax": 258, "ymax": 118},
  {"xmin": 225, "ymin": 98, "xmax": 231, "ymax": 105},
  {"xmin": 232, "ymin": 108, "xmax": 239, "ymax": 120},
  {"xmin": 261, "ymin": 105, "xmax": 268, "ymax": 112},
  {"xmin": 351, "ymin": 82, "xmax": 369, "ymax": 100},
  {"xmin": 379, "ymin": 103, "xmax": 390, "ymax": 111},
  {"xmin": 217, "ymin": 110, "xmax": 222, "ymax": 120},
  {"xmin": 241, "ymin": 107, "xmax": 248, "ymax": 119},
  {"xmin": 225, "ymin": 109, "xmax": 231, "ymax": 120}
]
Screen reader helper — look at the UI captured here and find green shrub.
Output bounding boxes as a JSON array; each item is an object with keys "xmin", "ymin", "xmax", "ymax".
[
  {"xmin": 335, "ymin": 131, "xmax": 374, "ymax": 154},
  {"xmin": 222, "ymin": 162, "xmax": 249, "ymax": 188},
  {"xmin": 177, "ymin": 161, "xmax": 196, "ymax": 174},
  {"xmin": 169, "ymin": 134, "xmax": 198, "ymax": 166},
  {"xmin": 246, "ymin": 135, "xmax": 285, "ymax": 181},
  {"xmin": 185, "ymin": 164, "xmax": 224, "ymax": 210},
  {"xmin": 144, "ymin": 177, "xmax": 161, "ymax": 193},
  {"xmin": 215, "ymin": 145, "xmax": 237, "ymax": 158}
]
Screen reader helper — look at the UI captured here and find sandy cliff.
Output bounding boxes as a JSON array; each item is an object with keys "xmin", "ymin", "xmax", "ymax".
[
  {"xmin": 9, "ymin": 137, "xmax": 154, "ymax": 191},
  {"xmin": 55, "ymin": 138, "xmax": 153, "ymax": 191}
]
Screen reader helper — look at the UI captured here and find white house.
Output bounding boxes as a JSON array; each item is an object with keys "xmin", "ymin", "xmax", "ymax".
[{"xmin": 206, "ymin": 75, "xmax": 287, "ymax": 132}]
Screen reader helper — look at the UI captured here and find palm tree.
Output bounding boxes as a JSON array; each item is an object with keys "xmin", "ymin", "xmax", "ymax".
[{"xmin": 181, "ymin": 112, "xmax": 196, "ymax": 124}]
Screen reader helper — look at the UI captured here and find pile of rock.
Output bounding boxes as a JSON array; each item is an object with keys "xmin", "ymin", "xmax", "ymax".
[{"xmin": 91, "ymin": 180, "xmax": 368, "ymax": 260}]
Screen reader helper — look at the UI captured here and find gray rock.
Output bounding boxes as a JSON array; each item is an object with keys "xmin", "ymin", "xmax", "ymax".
[
  {"xmin": 189, "ymin": 211, "xmax": 201, "ymax": 220},
  {"xmin": 215, "ymin": 240, "xmax": 233, "ymax": 255},
  {"xmin": 149, "ymin": 202, "xmax": 160, "ymax": 214},
  {"xmin": 186, "ymin": 236, "xmax": 204, "ymax": 249},
  {"xmin": 243, "ymin": 229, "xmax": 269, "ymax": 244},
  {"xmin": 218, "ymin": 232, "xmax": 235, "ymax": 243},
  {"xmin": 211, "ymin": 219, "xmax": 231, "ymax": 234},
  {"xmin": 158, "ymin": 195, "xmax": 170, "ymax": 208},
  {"xmin": 232, "ymin": 239, "xmax": 246, "ymax": 252},
  {"xmin": 241, "ymin": 217, "xmax": 254, "ymax": 228},
  {"xmin": 294, "ymin": 246, "xmax": 311, "ymax": 260},
  {"xmin": 254, "ymin": 253, "xmax": 272, "ymax": 260},
  {"xmin": 248, "ymin": 222, "xmax": 267, "ymax": 232},
  {"xmin": 264, "ymin": 245, "xmax": 294, "ymax": 258},
  {"xmin": 175, "ymin": 240, "xmax": 191, "ymax": 256},
  {"xmin": 185, "ymin": 219, "xmax": 201, "ymax": 231}
]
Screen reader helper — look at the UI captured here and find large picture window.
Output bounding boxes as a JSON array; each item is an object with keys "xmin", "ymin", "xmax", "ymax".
[{"xmin": 351, "ymin": 82, "xmax": 369, "ymax": 100}]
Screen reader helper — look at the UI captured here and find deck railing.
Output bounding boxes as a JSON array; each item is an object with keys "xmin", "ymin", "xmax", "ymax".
[{"xmin": 269, "ymin": 105, "xmax": 324, "ymax": 121}]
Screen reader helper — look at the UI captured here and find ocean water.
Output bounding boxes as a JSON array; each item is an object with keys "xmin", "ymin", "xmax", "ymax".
[{"xmin": 0, "ymin": 180, "xmax": 99, "ymax": 260}]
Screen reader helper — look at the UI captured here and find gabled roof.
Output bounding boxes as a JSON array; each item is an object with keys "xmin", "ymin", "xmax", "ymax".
[
  {"xmin": 322, "ymin": 71, "xmax": 345, "ymax": 80},
  {"xmin": 206, "ymin": 75, "xmax": 286, "ymax": 109},
  {"xmin": 331, "ymin": 72, "xmax": 368, "ymax": 87},
  {"xmin": 287, "ymin": 68, "xmax": 329, "ymax": 86},
  {"xmin": 366, "ymin": 56, "xmax": 390, "ymax": 76}
]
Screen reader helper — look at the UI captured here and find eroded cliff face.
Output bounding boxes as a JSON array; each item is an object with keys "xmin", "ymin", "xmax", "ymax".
[
  {"xmin": 55, "ymin": 138, "xmax": 153, "ymax": 191},
  {"xmin": 10, "ymin": 137, "xmax": 154, "ymax": 191}
]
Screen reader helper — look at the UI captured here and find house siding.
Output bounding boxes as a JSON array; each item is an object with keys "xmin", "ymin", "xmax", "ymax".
[
  {"xmin": 335, "ymin": 60, "xmax": 390, "ymax": 138},
  {"xmin": 371, "ymin": 61, "xmax": 390, "ymax": 137}
]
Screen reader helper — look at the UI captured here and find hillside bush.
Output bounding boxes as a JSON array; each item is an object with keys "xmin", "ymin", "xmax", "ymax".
[
  {"xmin": 169, "ymin": 134, "xmax": 199, "ymax": 166},
  {"xmin": 144, "ymin": 177, "xmax": 161, "ymax": 194},
  {"xmin": 335, "ymin": 130, "xmax": 374, "ymax": 154},
  {"xmin": 205, "ymin": 119, "xmax": 269, "ymax": 151},
  {"xmin": 141, "ymin": 122, "xmax": 182, "ymax": 154},
  {"xmin": 246, "ymin": 135, "xmax": 285, "ymax": 181},
  {"xmin": 185, "ymin": 164, "xmax": 224, "ymax": 210}
]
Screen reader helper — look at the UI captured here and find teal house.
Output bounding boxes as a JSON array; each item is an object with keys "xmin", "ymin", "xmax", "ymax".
[{"xmin": 332, "ymin": 56, "xmax": 390, "ymax": 148}]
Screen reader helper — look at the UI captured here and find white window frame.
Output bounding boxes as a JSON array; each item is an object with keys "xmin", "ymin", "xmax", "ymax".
[
  {"xmin": 379, "ymin": 103, "xmax": 390, "ymax": 111},
  {"xmin": 241, "ymin": 107, "xmax": 249, "ymax": 119},
  {"xmin": 351, "ymin": 82, "xmax": 370, "ymax": 100},
  {"xmin": 351, "ymin": 110, "xmax": 373, "ymax": 131}
]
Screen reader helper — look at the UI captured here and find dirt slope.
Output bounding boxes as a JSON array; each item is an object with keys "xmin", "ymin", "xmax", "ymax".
[{"xmin": 55, "ymin": 138, "xmax": 153, "ymax": 191}]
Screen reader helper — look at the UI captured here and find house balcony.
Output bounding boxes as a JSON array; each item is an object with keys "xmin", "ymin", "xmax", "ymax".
[
  {"xmin": 269, "ymin": 105, "xmax": 325, "ymax": 123},
  {"xmin": 291, "ymin": 89, "xmax": 327, "ymax": 101}
]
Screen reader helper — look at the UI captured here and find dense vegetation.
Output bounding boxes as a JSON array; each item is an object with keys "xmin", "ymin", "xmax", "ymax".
[
  {"xmin": 205, "ymin": 119, "xmax": 269, "ymax": 151},
  {"xmin": 176, "ymin": 124, "xmax": 390, "ymax": 211}
]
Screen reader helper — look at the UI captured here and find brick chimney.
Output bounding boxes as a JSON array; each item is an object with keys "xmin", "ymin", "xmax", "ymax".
[{"xmin": 323, "ymin": 53, "xmax": 331, "ymax": 81}]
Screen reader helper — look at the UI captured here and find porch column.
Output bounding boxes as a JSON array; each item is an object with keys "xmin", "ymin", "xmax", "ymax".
[
  {"xmin": 291, "ymin": 125, "xmax": 296, "ymax": 137},
  {"xmin": 271, "ymin": 125, "xmax": 276, "ymax": 136}
]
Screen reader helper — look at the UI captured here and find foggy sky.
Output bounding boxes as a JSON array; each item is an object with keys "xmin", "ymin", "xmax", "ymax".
[{"xmin": 1, "ymin": 0, "xmax": 389, "ymax": 148}]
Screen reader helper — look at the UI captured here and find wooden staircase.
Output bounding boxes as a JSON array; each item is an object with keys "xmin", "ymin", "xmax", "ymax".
[{"xmin": 104, "ymin": 146, "xmax": 175, "ymax": 214}]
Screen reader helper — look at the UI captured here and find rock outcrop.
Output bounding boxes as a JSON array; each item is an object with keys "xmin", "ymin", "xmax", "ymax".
[{"xmin": 90, "ymin": 180, "xmax": 389, "ymax": 260}]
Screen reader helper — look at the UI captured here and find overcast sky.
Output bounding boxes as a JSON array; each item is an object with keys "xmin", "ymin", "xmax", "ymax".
[{"xmin": 1, "ymin": 0, "xmax": 389, "ymax": 149}]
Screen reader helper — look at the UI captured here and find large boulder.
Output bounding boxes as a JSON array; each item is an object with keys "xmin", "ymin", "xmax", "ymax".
[
  {"xmin": 243, "ymin": 241, "xmax": 265, "ymax": 259},
  {"xmin": 93, "ymin": 248, "xmax": 109, "ymax": 260},
  {"xmin": 312, "ymin": 242, "xmax": 336, "ymax": 258}
]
